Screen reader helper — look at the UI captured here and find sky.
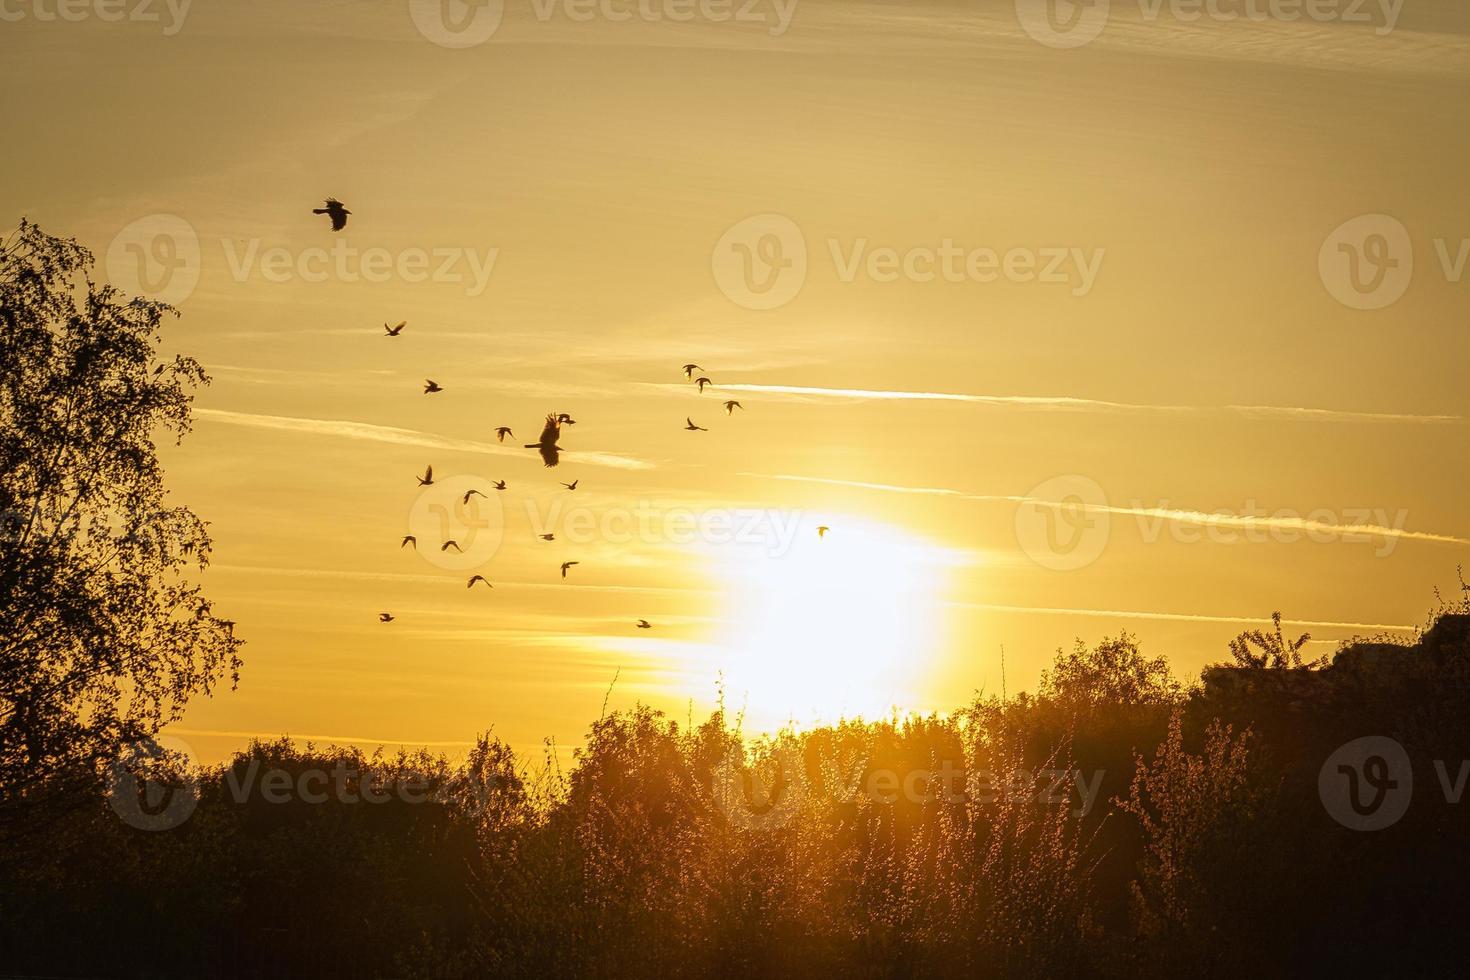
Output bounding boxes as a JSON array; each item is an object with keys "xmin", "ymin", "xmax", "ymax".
[{"xmin": 3, "ymin": 0, "xmax": 1469, "ymax": 765}]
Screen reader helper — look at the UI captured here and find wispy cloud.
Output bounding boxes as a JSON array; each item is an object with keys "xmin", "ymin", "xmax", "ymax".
[
  {"xmin": 712, "ymin": 384, "xmax": 1461, "ymax": 425},
  {"xmin": 212, "ymin": 564, "xmax": 710, "ymax": 596},
  {"xmin": 193, "ymin": 409, "xmax": 653, "ymax": 470},
  {"xmin": 748, "ymin": 473, "xmax": 1470, "ymax": 548},
  {"xmin": 949, "ymin": 601, "xmax": 1414, "ymax": 634},
  {"xmin": 167, "ymin": 727, "xmax": 477, "ymax": 749}
]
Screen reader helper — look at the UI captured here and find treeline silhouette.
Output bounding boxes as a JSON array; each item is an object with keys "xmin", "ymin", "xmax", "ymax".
[{"xmin": 3, "ymin": 588, "xmax": 1468, "ymax": 979}]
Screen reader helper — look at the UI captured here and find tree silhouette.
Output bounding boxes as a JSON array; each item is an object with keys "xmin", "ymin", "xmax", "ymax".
[
  {"xmin": 0, "ymin": 221, "xmax": 241, "ymax": 796},
  {"xmin": 1226, "ymin": 612, "xmax": 1317, "ymax": 669}
]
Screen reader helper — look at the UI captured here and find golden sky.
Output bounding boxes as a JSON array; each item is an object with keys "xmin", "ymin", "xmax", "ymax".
[{"xmin": 4, "ymin": 0, "xmax": 1469, "ymax": 764}]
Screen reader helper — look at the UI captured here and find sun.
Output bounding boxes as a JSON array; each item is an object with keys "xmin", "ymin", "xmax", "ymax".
[{"xmin": 699, "ymin": 518, "xmax": 949, "ymax": 728}]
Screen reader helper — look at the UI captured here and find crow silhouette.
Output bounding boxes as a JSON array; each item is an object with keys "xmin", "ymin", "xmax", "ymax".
[
  {"xmin": 314, "ymin": 198, "xmax": 350, "ymax": 231},
  {"xmin": 525, "ymin": 414, "xmax": 563, "ymax": 468}
]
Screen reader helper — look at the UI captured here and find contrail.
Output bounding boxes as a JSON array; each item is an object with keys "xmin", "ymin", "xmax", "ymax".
[
  {"xmin": 948, "ymin": 601, "xmax": 1416, "ymax": 633},
  {"xmin": 167, "ymin": 727, "xmax": 477, "ymax": 749},
  {"xmin": 212, "ymin": 564, "xmax": 710, "ymax": 596},
  {"xmin": 194, "ymin": 408, "xmax": 653, "ymax": 470},
  {"xmin": 742, "ymin": 472, "xmax": 968, "ymax": 497},
  {"xmin": 709, "ymin": 383, "xmax": 1461, "ymax": 424},
  {"xmin": 748, "ymin": 472, "xmax": 1470, "ymax": 547}
]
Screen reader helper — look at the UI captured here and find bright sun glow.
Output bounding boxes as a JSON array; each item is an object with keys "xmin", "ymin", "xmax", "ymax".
[{"xmin": 699, "ymin": 519, "xmax": 951, "ymax": 729}]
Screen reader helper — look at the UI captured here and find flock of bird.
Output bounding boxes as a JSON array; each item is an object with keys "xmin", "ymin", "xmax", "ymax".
[{"xmin": 316, "ymin": 199, "xmax": 767, "ymax": 633}]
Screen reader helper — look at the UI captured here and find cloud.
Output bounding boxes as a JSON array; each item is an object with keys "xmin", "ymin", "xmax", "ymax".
[
  {"xmin": 711, "ymin": 384, "xmax": 1461, "ymax": 424},
  {"xmin": 748, "ymin": 472, "xmax": 1470, "ymax": 547},
  {"xmin": 948, "ymin": 601, "xmax": 1414, "ymax": 633},
  {"xmin": 193, "ymin": 408, "xmax": 653, "ymax": 470}
]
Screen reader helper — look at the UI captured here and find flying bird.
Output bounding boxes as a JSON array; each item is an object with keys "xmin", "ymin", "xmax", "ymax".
[
  {"xmin": 724, "ymin": 400, "xmax": 742, "ymax": 415},
  {"xmin": 539, "ymin": 534, "xmax": 555, "ymax": 541},
  {"xmin": 684, "ymin": 418, "xmax": 707, "ymax": 431},
  {"xmin": 401, "ymin": 535, "xmax": 416, "ymax": 549},
  {"xmin": 695, "ymin": 377, "xmax": 712, "ymax": 392},
  {"xmin": 493, "ymin": 480, "xmax": 507, "ymax": 491},
  {"xmin": 524, "ymin": 413, "xmax": 564, "ymax": 468},
  {"xmin": 561, "ymin": 480, "xmax": 578, "ymax": 490},
  {"xmin": 313, "ymin": 198, "xmax": 350, "ymax": 231},
  {"xmin": 556, "ymin": 413, "xmax": 577, "ymax": 425},
  {"xmin": 384, "ymin": 321, "xmax": 405, "ymax": 336},
  {"xmin": 560, "ymin": 561, "xmax": 579, "ymax": 578},
  {"xmin": 467, "ymin": 575, "xmax": 492, "ymax": 589},
  {"xmin": 416, "ymin": 465, "xmax": 434, "ymax": 487},
  {"xmin": 442, "ymin": 540, "xmax": 463, "ymax": 553},
  {"xmin": 423, "ymin": 379, "xmax": 443, "ymax": 394},
  {"xmin": 462, "ymin": 489, "xmax": 486, "ymax": 504},
  {"xmin": 635, "ymin": 620, "xmax": 652, "ymax": 629},
  {"xmin": 494, "ymin": 426, "xmax": 513, "ymax": 443},
  {"xmin": 682, "ymin": 364, "xmax": 702, "ymax": 378},
  {"xmin": 817, "ymin": 526, "xmax": 830, "ymax": 539},
  {"xmin": 378, "ymin": 612, "xmax": 395, "ymax": 623}
]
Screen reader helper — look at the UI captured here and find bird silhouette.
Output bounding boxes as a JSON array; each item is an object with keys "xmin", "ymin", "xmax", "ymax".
[
  {"xmin": 494, "ymin": 426, "xmax": 513, "ymax": 443},
  {"xmin": 724, "ymin": 400, "xmax": 742, "ymax": 415},
  {"xmin": 313, "ymin": 198, "xmax": 350, "ymax": 230},
  {"xmin": 493, "ymin": 480, "xmax": 507, "ymax": 490},
  {"xmin": 424, "ymin": 380, "xmax": 443, "ymax": 394},
  {"xmin": 384, "ymin": 321, "xmax": 406, "ymax": 336},
  {"xmin": 695, "ymin": 377, "xmax": 712, "ymax": 392},
  {"xmin": 561, "ymin": 480, "xmax": 579, "ymax": 490},
  {"xmin": 682, "ymin": 364, "xmax": 702, "ymax": 378},
  {"xmin": 635, "ymin": 619, "xmax": 652, "ymax": 629},
  {"xmin": 467, "ymin": 575, "xmax": 492, "ymax": 589},
  {"xmin": 442, "ymin": 540, "xmax": 463, "ymax": 553},
  {"xmin": 462, "ymin": 489, "xmax": 486, "ymax": 504},
  {"xmin": 524, "ymin": 413, "xmax": 563, "ymax": 468},
  {"xmin": 685, "ymin": 418, "xmax": 707, "ymax": 431},
  {"xmin": 560, "ymin": 561, "xmax": 579, "ymax": 578},
  {"xmin": 817, "ymin": 526, "xmax": 830, "ymax": 538},
  {"xmin": 401, "ymin": 535, "xmax": 417, "ymax": 549},
  {"xmin": 378, "ymin": 612, "xmax": 395, "ymax": 623},
  {"xmin": 557, "ymin": 414, "xmax": 577, "ymax": 425},
  {"xmin": 417, "ymin": 465, "xmax": 434, "ymax": 486},
  {"xmin": 539, "ymin": 533, "xmax": 555, "ymax": 541}
]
